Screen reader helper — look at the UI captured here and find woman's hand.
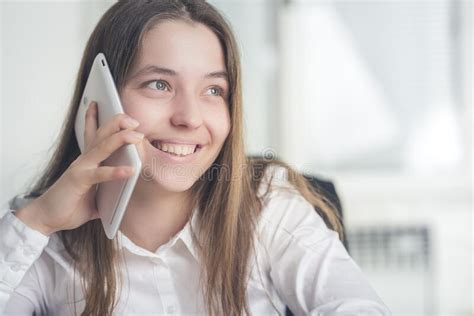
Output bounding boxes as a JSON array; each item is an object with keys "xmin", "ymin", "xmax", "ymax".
[{"xmin": 15, "ymin": 102, "xmax": 143, "ymax": 236}]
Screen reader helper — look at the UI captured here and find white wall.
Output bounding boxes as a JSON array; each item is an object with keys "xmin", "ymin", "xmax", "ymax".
[
  {"xmin": 0, "ymin": 1, "xmax": 111, "ymax": 210},
  {"xmin": 277, "ymin": 1, "xmax": 472, "ymax": 315}
]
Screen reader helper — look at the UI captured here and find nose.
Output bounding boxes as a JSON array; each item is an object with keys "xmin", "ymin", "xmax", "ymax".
[{"xmin": 170, "ymin": 90, "xmax": 204, "ymax": 129}]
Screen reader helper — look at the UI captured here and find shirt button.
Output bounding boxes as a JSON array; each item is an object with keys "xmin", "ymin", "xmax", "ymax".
[
  {"xmin": 11, "ymin": 263, "xmax": 22, "ymax": 272},
  {"xmin": 166, "ymin": 306, "xmax": 175, "ymax": 314}
]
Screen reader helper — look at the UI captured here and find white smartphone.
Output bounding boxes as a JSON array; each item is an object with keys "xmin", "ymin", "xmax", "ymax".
[{"xmin": 74, "ymin": 52, "xmax": 142, "ymax": 239}]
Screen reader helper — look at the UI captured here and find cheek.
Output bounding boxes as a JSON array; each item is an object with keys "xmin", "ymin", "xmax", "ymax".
[
  {"xmin": 121, "ymin": 94, "xmax": 164, "ymax": 132},
  {"xmin": 122, "ymin": 106, "xmax": 152, "ymax": 133},
  {"xmin": 124, "ymin": 105, "xmax": 143, "ymax": 119},
  {"xmin": 205, "ymin": 106, "xmax": 231, "ymax": 143},
  {"xmin": 121, "ymin": 91, "xmax": 143, "ymax": 116}
]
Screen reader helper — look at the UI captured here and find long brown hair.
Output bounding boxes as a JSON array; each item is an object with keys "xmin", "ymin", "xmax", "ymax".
[{"xmin": 19, "ymin": 1, "xmax": 344, "ymax": 315}]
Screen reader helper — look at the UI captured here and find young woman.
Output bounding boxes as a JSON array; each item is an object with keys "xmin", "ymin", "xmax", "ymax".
[{"xmin": 0, "ymin": 1, "xmax": 390, "ymax": 315}]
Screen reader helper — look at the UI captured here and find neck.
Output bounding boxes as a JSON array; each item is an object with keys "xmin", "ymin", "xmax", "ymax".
[{"xmin": 119, "ymin": 177, "xmax": 193, "ymax": 253}]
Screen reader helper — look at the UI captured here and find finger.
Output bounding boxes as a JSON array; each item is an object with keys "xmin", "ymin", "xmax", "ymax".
[
  {"xmin": 83, "ymin": 165, "xmax": 136, "ymax": 187},
  {"xmin": 83, "ymin": 129, "xmax": 144, "ymax": 166},
  {"xmin": 94, "ymin": 113, "xmax": 140, "ymax": 146},
  {"xmin": 84, "ymin": 102, "xmax": 98, "ymax": 150}
]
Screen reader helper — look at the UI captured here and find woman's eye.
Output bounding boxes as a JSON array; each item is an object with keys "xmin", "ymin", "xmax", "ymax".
[
  {"xmin": 146, "ymin": 80, "xmax": 169, "ymax": 91},
  {"xmin": 207, "ymin": 86, "xmax": 222, "ymax": 97},
  {"xmin": 144, "ymin": 81, "xmax": 224, "ymax": 97}
]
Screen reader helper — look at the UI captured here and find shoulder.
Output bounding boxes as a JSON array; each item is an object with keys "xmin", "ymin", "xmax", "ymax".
[
  {"xmin": 253, "ymin": 165, "xmax": 341, "ymax": 274},
  {"xmin": 256, "ymin": 164, "xmax": 299, "ymax": 201},
  {"xmin": 255, "ymin": 164, "xmax": 334, "ymax": 242},
  {"xmin": 256, "ymin": 164, "xmax": 327, "ymax": 223}
]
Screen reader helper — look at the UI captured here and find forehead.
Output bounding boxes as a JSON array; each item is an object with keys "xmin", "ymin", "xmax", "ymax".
[{"xmin": 132, "ymin": 20, "xmax": 226, "ymax": 76}]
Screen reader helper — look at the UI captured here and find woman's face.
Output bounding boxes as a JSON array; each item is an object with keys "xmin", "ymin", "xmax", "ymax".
[{"xmin": 120, "ymin": 20, "xmax": 231, "ymax": 193}]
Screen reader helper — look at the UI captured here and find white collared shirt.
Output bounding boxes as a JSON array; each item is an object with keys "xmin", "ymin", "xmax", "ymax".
[{"xmin": 0, "ymin": 166, "xmax": 391, "ymax": 315}]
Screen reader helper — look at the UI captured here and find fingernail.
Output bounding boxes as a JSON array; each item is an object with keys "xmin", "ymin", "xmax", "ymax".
[
  {"xmin": 87, "ymin": 102, "xmax": 96, "ymax": 113},
  {"xmin": 130, "ymin": 131, "xmax": 144, "ymax": 141},
  {"xmin": 124, "ymin": 117, "xmax": 140, "ymax": 128}
]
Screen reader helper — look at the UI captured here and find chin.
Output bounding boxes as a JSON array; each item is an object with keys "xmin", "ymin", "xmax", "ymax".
[{"xmin": 143, "ymin": 168, "xmax": 198, "ymax": 193}]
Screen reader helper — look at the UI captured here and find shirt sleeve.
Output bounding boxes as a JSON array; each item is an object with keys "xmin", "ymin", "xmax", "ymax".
[
  {"xmin": 0, "ymin": 209, "xmax": 50, "ymax": 315},
  {"xmin": 261, "ymin": 192, "xmax": 392, "ymax": 316}
]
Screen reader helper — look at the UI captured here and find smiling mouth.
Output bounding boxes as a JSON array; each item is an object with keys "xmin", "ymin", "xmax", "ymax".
[{"xmin": 150, "ymin": 140, "xmax": 202, "ymax": 156}]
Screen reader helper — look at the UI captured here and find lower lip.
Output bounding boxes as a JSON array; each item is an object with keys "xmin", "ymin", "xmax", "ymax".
[{"xmin": 148, "ymin": 141, "xmax": 203, "ymax": 163}]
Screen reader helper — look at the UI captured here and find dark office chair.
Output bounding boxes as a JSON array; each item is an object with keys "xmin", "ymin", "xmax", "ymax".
[{"xmin": 302, "ymin": 173, "xmax": 349, "ymax": 251}]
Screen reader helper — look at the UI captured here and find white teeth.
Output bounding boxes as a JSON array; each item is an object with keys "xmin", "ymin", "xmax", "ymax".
[{"xmin": 155, "ymin": 141, "xmax": 197, "ymax": 156}]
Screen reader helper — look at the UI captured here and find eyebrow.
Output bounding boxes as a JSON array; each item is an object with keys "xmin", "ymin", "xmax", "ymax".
[{"xmin": 129, "ymin": 65, "xmax": 229, "ymax": 82}]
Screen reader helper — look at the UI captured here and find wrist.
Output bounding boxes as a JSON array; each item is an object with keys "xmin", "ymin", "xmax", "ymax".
[{"xmin": 14, "ymin": 200, "xmax": 55, "ymax": 236}]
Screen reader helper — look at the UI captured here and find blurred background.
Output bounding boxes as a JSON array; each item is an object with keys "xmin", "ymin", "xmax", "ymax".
[{"xmin": 0, "ymin": 0, "xmax": 472, "ymax": 315}]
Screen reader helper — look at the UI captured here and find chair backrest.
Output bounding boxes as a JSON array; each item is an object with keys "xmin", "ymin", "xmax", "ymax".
[{"xmin": 302, "ymin": 174, "xmax": 349, "ymax": 252}]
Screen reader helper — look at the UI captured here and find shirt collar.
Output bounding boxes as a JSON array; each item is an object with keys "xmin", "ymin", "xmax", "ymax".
[
  {"xmin": 117, "ymin": 205, "xmax": 200, "ymax": 261},
  {"xmin": 179, "ymin": 209, "xmax": 200, "ymax": 260}
]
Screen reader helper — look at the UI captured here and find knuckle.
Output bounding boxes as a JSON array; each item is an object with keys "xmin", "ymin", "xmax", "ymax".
[
  {"xmin": 99, "ymin": 138, "xmax": 114, "ymax": 154},
  {"xmin": 84, "ymin": 139, "xmax": 96, "ymax": 153},
  {"xmin": 119, "ymin": 131, "xmax": 129, "ymax": 142},
  {"xmin": 66, "ymin": 166, "xmax": 81, "ymax": 185},
  {"xmin": 115, "ymin": 113, "xmax": 128, "ymax": 123},
  {"xmin": 69, "ymin": 157, "xmax": 83, "ymax": 171},
  {"xmin": 92, "ymin": 169, "xmax": 102, "ymax": 183}
]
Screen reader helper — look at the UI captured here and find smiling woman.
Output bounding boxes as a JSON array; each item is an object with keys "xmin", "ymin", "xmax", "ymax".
[{"xmin": 0, "ymin": 1, "xmax": 390, "ymax": 316}]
